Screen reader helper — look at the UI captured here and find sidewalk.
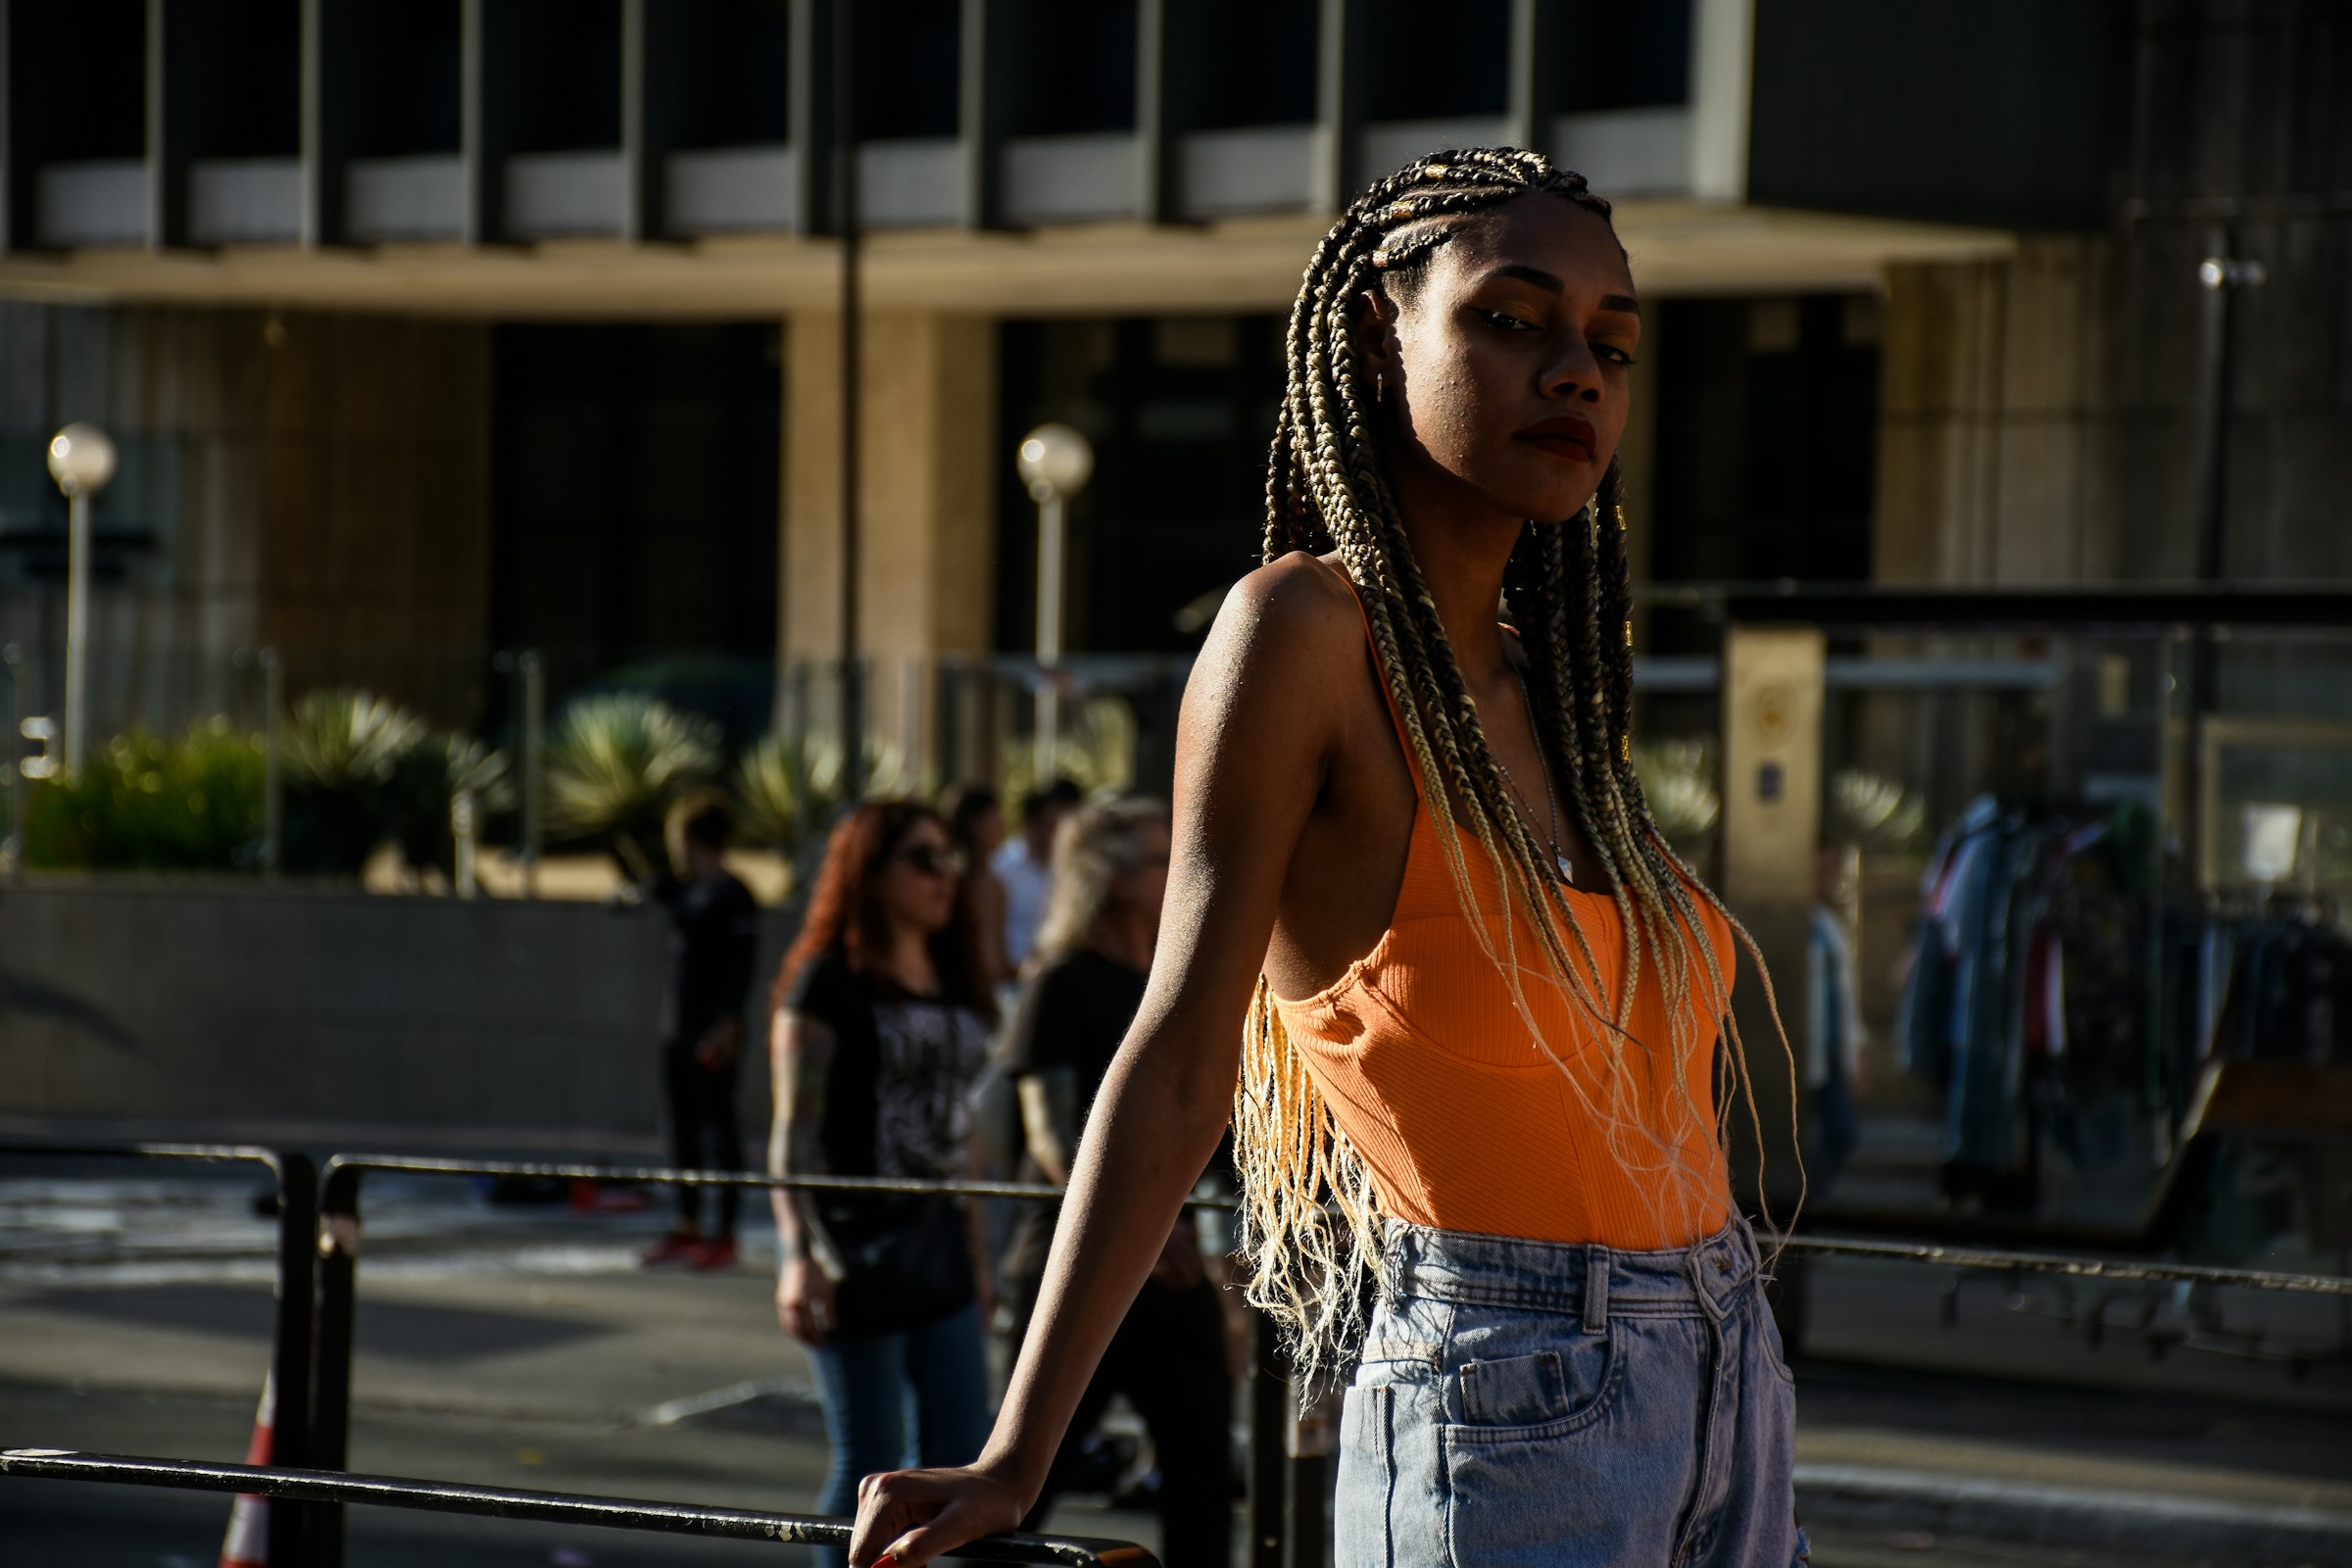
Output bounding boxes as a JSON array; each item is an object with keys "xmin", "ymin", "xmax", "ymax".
[{"xmin": 4, "ymin": 1168, "xmax": 2349, "ymax": 1564}]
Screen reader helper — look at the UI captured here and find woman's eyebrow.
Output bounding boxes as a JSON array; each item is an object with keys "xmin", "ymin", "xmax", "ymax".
[{"xmin": 1486, "ymin": 266, "xmax": 1642, "ymax": 318}]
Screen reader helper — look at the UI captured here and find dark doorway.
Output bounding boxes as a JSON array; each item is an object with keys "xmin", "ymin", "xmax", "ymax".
[
  {"xmin": 488, "ymin": 322, "xmax": 780, "ymax": 729},
  {"xmin": 1645, "ymin": 293, "xmax": 1882, "ymax": 653}
]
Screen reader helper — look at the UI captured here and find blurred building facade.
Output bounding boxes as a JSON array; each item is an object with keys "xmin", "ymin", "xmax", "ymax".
[{"xmin": 0, "ymin": 0, "xmax": 2344, "ymax": 741}]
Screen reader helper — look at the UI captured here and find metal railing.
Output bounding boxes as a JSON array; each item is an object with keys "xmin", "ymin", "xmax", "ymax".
[
  {"xmin": 0, "ymin": 1142, "xmax": 319, "ymax": 1561},
  {"xmin": 308, "ymin": 1154, "xmax": 1245, "ymax": 1568},
  {"xmin": 0, "ymin": 1449, "xmax": 1158, "ymax": 1564},
  {"xmin": 8, "ymin": 1139, "xmax": 2352, "ymax": 1568}
]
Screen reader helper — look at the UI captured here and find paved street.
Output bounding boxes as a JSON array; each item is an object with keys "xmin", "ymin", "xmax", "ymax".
[{"xmin": 3, "ymin": 1167, "xmax": 2349, "ymax": 1565}]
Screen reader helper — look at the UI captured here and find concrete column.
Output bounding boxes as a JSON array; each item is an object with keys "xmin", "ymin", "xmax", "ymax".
[
  {"xmin": 1876, "ymin": 236, "xmax": 2118, "ymax": 588},
  {"xmin": 781, "ymin": 311, "xmax": 999, "ymax": 771},
  {"xmin": 1717, "ymin": 622, "xmax": 1823, "ymax": 1217}
]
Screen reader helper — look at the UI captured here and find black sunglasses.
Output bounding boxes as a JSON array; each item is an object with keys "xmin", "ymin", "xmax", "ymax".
[{"xmin": 895, "ymin": 842, "xmax": 967, "ymax": 878}]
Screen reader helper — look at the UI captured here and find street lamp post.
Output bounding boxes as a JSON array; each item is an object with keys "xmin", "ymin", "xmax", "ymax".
[
  {"xmin": 46, "ymin": 422, "xmax": 118, "ymax": 779},
  {"xmin": 1015, "ymin": 423, "xmax": 1094, "ymax": 784}
]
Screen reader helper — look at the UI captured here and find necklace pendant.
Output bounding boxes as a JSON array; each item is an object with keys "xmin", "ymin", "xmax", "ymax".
[{"xmin": 1557, "ymin": 853, "xmax": 1575, "ymax": 884}]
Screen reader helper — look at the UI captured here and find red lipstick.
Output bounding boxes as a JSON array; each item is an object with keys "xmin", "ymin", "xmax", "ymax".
[{"xmin": 1514, "ymin": 415, "xmax": 1597, "ymax": 464}]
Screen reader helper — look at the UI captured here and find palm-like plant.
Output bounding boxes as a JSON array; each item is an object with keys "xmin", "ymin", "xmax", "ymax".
[
  {"xmin": 1000, "ymin": 695, "xmax": 1136, "ymax": 804},
  {"xmin": 390, "ymin": 733, "xmax": 515, "ymax": 875},
  {"xmin": 732, "ymin": 733, "xmax": 813, "ymax": 852},
  {"xmin": 282, "ymin": 689, "xmax": 429, "ymax": 791},
  {"xmin": 281, "ymin": 689, "xmax": 433, "ymax": 874},
  {"xmin": 1632, "ymin": 737, "xmax": 1722, "ymax": 861},
  {"xmin": 545, "ymin": 693, "xmax": 721, "ymax": 877},
  {"xmin": 1829, "ymin": 767, "xmax": 1927, "ymax": 854}
]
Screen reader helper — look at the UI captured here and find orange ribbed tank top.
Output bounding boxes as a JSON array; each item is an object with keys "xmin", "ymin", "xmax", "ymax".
[{"xmin": 1266, "ymin": 595, "xmax": 1736, "ymax": 1250}]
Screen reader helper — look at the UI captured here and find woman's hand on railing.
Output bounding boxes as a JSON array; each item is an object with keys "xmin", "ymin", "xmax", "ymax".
[{"xmin": 850, "ymin": 1463, "xmax": 1030, "ymax": 1568}]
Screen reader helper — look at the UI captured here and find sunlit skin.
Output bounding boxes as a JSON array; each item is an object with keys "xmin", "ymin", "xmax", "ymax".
[{"xmin": 849, "ymin": 193, "xmax": 1639, "ymax": 1566}]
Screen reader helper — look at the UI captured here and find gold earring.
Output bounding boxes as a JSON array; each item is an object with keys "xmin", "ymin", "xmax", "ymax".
[{"xmin": 1374, "ymin": 369, "xmax": 1387, "ymax": 403}]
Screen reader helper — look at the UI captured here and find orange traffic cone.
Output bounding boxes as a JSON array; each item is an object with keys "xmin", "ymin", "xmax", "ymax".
[{"xmin": 218, "ymin": 1370, "xmax": 273, "ymax": 1567}]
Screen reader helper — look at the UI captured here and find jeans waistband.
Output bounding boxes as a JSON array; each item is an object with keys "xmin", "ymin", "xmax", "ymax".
[{"xmin": 1379, "ymin": 1218, "xmax": 1761, "ymax": 1324}]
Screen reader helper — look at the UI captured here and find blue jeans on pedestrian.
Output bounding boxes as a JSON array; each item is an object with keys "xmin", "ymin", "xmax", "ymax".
[
  {"xmin": 1336, "ymin": 1220, "xmax": 1805, "ymax": 1567},
  {"xmin": 806, "ymin": 1303, "xmax": 992, "ymax": 1563}
]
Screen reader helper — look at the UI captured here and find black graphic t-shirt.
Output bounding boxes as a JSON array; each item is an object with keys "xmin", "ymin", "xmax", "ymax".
[{"xmin": 783, "ymin": 948, "xmax": 992, "ymax": 1248}]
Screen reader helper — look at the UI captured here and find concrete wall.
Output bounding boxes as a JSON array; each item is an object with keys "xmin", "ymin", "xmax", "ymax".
[
  {"xmin": 0, "ymin": 880, "xmax": 795, "ymax": 1155},
  {"xmin": 1873, "ymin": 2, "xmax": 2352, "ymax": 592},
  {"xmin": 1876, "ymin": 237, "xmax": 2122, "ymax": 587}
]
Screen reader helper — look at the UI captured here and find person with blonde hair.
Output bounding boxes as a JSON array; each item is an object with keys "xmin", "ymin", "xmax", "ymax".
[
  {"xmin": 996, "ymin": 798, "xmax": 1230, "ymax": 1567},
  {"xmin": 853, "ymin": 149, "xmax": 1800, "ymax": 1568}
]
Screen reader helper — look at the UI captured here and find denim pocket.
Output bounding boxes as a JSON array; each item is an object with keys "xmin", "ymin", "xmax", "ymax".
[{"xmin": 1448, "ymin": 1325, "xmax": 1618, "ymax": 1439}]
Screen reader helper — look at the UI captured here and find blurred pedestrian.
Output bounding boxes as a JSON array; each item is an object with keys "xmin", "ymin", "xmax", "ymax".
[
  {"xmin": 943, "ymin": 782, "xmax": 1025, "ymax": 1274},
  {"xmin": 767, "ymin": 802, "xmax": 999, "ymax": 1551},
  {"xmin": 991, "ymin": 778, "xmax": 1081, "ymax": 972},
  {"xmin": 640, "ymin": 791, "xmax": 759, "ymax": 1270},
  {"xmin": 941, "ymin": 784, "xmax": 1012, "ymax": 992},
  {"xmin": 1809, "ymin": 844, "xmax": 1867, "ymax": 1193},
  {"xmin": 999, "ymin": 798, "xmax": 1230, "ymax": 1567}
]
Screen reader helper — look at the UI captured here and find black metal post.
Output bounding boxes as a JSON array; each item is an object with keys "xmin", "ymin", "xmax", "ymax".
[
  {"xmin": 309, "ymin": 1160, "xmax": 366, "ymax": 1568},
  {"xmin": 1286, "ymin": 1449, "xmax": 1326, "ymax": 1568},
  {"xmin": 835, "ymin": 0, "xmax": 865, "ymax": 803},
  {"xmin": 1248, "ymin": 1312, "xmax": 1288, "ymax": 1568},
  {"xmin": 2183, "ymin": 230, "xmax": 2265, "ymax": 887},
  {"xmin": 266, "ymin": 1152, "xmax": 318, "ymax": 1564}
]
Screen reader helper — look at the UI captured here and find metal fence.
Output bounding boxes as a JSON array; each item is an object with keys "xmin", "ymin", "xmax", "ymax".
[
  {"xmin": 6, "ymin": 1139, "xmax": 2351, "ymax": 1568},
  {"xmin": 0, "ymin": 1449, "xmax": 1157, "ymax": 1565}
]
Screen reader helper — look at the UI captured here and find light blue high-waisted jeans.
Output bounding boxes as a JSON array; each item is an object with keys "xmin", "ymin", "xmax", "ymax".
[{"xmin": 1337, "ymin": 1220, "xmax": 1806, "ymax": 1567}]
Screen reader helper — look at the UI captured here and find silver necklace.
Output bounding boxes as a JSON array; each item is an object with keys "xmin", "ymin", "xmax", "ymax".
[{"xmin": 1498, "ymin": 663, "xmax": 1574, "ymax": 885}]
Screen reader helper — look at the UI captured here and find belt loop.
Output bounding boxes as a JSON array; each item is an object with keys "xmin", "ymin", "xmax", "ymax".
[{"xmin": 1582, "ymin": 1248, "xmax": 1610, "ymax": 1334}]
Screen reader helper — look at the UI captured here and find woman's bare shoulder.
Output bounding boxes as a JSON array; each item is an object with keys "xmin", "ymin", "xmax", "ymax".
[{"xmin": 1198, "ymin": 551, "xmax": 1362, "ymax": 678}]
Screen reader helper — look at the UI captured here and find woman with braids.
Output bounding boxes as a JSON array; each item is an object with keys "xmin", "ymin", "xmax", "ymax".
[{"xmin": 851, "ymin": 148, "xmax": 1803, "ymax": 1568}]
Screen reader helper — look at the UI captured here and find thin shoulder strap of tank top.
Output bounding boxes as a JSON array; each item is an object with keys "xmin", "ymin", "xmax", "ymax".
[{"xmin": 1324, "ymin": 559, "xmax": 1422, "ymax": 802}]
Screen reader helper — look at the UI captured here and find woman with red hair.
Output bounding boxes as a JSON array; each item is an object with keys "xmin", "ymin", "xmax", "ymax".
[{"xmin": 767, "ymin": 800, "xmax": 998, "ymax": 1552}]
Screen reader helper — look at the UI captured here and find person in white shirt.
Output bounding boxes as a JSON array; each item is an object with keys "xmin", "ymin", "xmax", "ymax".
[
  {"xmin": 991, "ymin": 778, "xmax": 1081, "ymax": 972},
  {"xmin": 1808, "ymin": 844, "xmax": 1869, "ymax": 1192}
]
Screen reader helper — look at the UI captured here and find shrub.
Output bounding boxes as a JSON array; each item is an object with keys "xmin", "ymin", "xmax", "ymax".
[
  {"xmin": 390, "ymin": 732, "xmax": 514, "ymax": 877},
  {"xmin": 544, "ymin": 693, "xmax": 720, "ymax": 878},
  {"xmin": 281, "ymin": 689, "xmax": 429, "ymax": 875},
  {"xmin": 1632, "ymin": 737, "xmax": 1721, "ymax": 862},
  {"xmin": 23, "ymin": 720, "xmax": 266, "ymax": 871},
  {"xmin": 279, "ymin": 688, "xmax": 510, "ymax": 878},
  {"xmin": 999, "ymin": 695, "xmax": 1135, "ymax": 805}
]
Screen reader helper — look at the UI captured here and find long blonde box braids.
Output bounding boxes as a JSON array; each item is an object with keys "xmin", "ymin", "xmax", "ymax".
[{"xmin": 1237, "ymin": 147, "xmax": 1801, "ymax": 1391}]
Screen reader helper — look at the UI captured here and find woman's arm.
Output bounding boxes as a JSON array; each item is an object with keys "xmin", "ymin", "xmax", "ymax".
[
  {"xmin": 769, "ymin": 1007, "xmax": 841, "ymax": 1345},
  {"xmin": 848, "ymin": 560, "xmax": 1350, "ymax": 1566},
  {"xmin": 1014, "ymin": 1070, "xmax": 1077, "ymax": 1186}
]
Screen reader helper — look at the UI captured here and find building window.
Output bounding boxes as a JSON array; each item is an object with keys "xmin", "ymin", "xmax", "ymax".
[
  {"xmin": 1557, "ymin": 0, "xmax": 1691, "ymax": 111},
  {"xmin": 1645, "ymin": 293, "xmax": 1883, "ymax": 652},
  {"xmin": 1187, "ymin": 0, "xmax": 1320, "ymax": 128}
]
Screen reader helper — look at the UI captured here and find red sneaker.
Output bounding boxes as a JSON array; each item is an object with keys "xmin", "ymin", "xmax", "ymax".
[
  {"xmin": 687, "ymin": 1237, "xmax": 740, "ymax": 1271},
  {"xmin": 639, "ymin": 1230, "xmax": 703, "ymax": 1266}
]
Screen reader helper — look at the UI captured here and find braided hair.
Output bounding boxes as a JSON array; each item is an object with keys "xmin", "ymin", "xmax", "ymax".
[{"xmin": 1232, "ymin": 147, "xmax": 1796, "ymax": 1387}]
